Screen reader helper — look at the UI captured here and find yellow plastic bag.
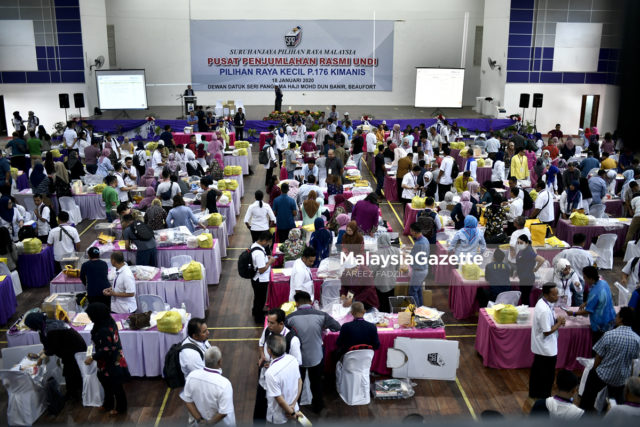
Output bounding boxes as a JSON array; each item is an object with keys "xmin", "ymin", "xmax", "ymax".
[
  {"xmin": 545, "ymin": 236, "xmax": 567, "ymax": 248},
  {"xmin": 223, "ymin": 179, "xmax": 238, "ymax": 190},
  {"xmin": 236, "ymin": 148, "xmax": 248, "ymax": 156},
  {"xmin": 493, "ymin": 304, "xmax": 518, "ymax": 324},
  {"xmin": 156, "ymin": 311, "xmax": 183, "ymax": 334},
  {"xmin": 10, "ymin": 167, "xmax": 19, "ymax": 180},
  {"xmin": 197, "ymin": 233, "xmax": 213, "ymax": 248},
  {"xmin": 235, "ymin": 140, "xmax": 250, "ymax": 149},
  {"xmin": 93, "ymin": 183, "xmax": 106, "ymax": 194},
  {"xmin": 479, "ymin": 208, "xmax": 487, "ymax": 226},
  {"xmin": 98, "ymin": 233, "xmax": 114, "ymax": 244},
  {"xmin": 63, "ymin": 265, "xmax": 80, "ymax": 278},
  {"xmin": 146, "ymin": 142, "xmax": 158, "ymax": 151},
  {"xmin": 207, "ymin": 213, "xmax": 222, "ymax": 226},
  {"xmin": 411, "ymin": 196, "xmax": 426, "ymax": 209},
  {"xmin": 461, "ymin": 263, "xmax": 483, "ymax": 280},
  {"xmin": 23, "ymin": 238, "xmax": 43, "ymax": 254},
  {"xmin": 50, "ymin": 149, "xmax": 61, "ymax": 158},
  {"xmin": 525, "ymin": 218, "xmax": 541, "ymax": 229},
  {"xmin": 302, "ymin": 224, "xmax": 315, "ymax": 233},
  {"xmin": 217, "ymin": 180, "xmax": 226, "ymax": 190},
  {"xmin": 222, "ymin": 191, "xmax": 232, "ymax": 200},
  {"xmin": 529, "ymin": 189, "xmax": 538, "ymax": 201},
  {"xmin": 530, "ymin": 223, "xmax": 550, "ymax": 246},
  {"xmin": 570, "ymin": 211, "xmax": 589, "ymax": 226},
  {"xmin": 55, "ymin": 303, "xmax": 70, "ymax": 322},
  {"xmin": 224, "ymin": 166, "xmax": 233, "ymax": 176},
  {"xmin": 231, "ymin": 165, "xmax": 242, "ymax": 175},
  {"xmin": 477, "ymin": 158, "xmax": 485, "ymax": 167},
  {"xmin": 180, "ymin": 261, "xmax": 203, "ymax": 281},
  {"xmin": 281, "ymin": 302, "xmax": 296, "ymax": 316}
]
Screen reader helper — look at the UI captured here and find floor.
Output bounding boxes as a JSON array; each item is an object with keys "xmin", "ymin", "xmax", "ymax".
[{"xmin": 0, "ymin": 148, "xmax": 626, "ymax": 425}]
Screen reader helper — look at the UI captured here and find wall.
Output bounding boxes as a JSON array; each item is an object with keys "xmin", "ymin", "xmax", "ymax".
[
  {"xmin": 79, "ymin": 0, "xmax": 108, "ymax": 115},
  {"xmin": 503, "ymin": 83, "xmax": 619, "ymax": 133},
  {"xmin": 479, "ymin": 0, "xmax": 510, "ymax": 105},
  {"xmin": 106, "ymin": 0, "xmax": 485, "ymax": 108}
]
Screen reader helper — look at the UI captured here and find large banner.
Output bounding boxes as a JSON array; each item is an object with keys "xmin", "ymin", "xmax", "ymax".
[{"xmin": 190, "ymin": 20, "xmax": 394, "ymax": 91}]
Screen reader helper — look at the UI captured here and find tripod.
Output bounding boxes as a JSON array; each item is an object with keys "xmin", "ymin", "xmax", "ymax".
[{"xmin": 177, "ymin": 94, "xmax": 185, "ymax": 119}]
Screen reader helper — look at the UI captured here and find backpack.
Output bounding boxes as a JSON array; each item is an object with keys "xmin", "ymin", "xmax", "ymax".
[
  {"xmin": 238, "ymin": 246, "xmax": 265, "ymax": 279},
  {"xmin": 258, "ymin": 145, "xmax": 270, "ymax": 165},
  {"xmin": 163, "ymin": 342, "xmax": 204, "ymax": 388},
  {"xmin": 522, "ymin": 189, "xmax": 534, "ymax": 211},
  {"xmin": 417, "ymin": 210, "xmax": 437, "ymax": 241},
  {"xmin": 450, "ymin": 157, "xmax": 459, "ymax": 179},
  {"xmin": 263, "ymin": 328, "xmax": 296, "ymax": 354},
  {"xmin": 40, "ymin": 204, "xmax": 58, "ymax": 229},
  {"xmin": 130, "ymin": 220, "xmax": 155, "ymax": 241},
  {"xmin": 160, "ymin": 182, "xmax": 174, "ymax": 201}
]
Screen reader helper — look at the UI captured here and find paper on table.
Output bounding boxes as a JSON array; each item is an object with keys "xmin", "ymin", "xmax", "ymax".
[
  {"xmin": 272, "ymin": 268, "xmax": 292, "ymax": 276},
  {"xmin": 117, "ymin": 241, "xmax": 127, "ymax": 250}
]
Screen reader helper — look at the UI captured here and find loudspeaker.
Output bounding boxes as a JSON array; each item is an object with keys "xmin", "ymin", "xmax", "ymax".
[
  {"xmin": 519, "ymin": 93, "xmax": 530, "ymax": 108},
  {"xmin": 533, "ymin": 93, "xmax": 543, "ymax": 108},
  {"xmin": 73, "ymin": 93, "xmax": 85, "ymax": 109},
  {"xmin": 59, "ymin": 93, "xmax": 70, "ymax": 109}
]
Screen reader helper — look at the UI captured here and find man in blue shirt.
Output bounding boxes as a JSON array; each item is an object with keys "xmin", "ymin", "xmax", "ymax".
[
  {"xmin": 6, "ymin": 131, "xmax": 28, "ymax": 171},
  {"xmin": 336, "ymin": 302, "xmax": 380, "ymax": 360},
  {"xmin": 408, "ymin": 222, "xmax": 430, "ymax": 307},
  {"xmin": 579, "ymin": 151, "xmax": 600, "ymax": 178},
  {"xmin": 588, "ymin": 169, "xmax": 608, "ymax": 205},
  {"xmin": 300, "ymin": 159, "xmax": 318, "ymax": 183},
  {"xmin": 272, "ymin": 183, "xmax": 298, "ymax": 243},
  {"xmin": 568, "ymin": 266, "xmax": 616, "ymax": 345}
]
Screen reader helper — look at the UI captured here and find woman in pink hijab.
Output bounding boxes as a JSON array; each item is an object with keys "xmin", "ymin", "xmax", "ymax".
[
  {"xmin": 137, "ymin": 186, "xmax": 156, "ymax": 210},
  {"xmin": 96, "ymin": 148, "xmax": 113, "ymax": 177},
  {"xmin": 140, "ymin": 166, "xmax": 156, "ymax": 188},
  {"xmin": 207, "ymin": 134, "xmax": 223, "ymax": 157}
]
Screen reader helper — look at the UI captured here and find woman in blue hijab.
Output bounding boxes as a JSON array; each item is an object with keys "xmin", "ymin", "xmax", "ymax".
[
  {"xmin": 447, "ymin": 215, "xmax": 487, "ymax": 257},
  {"xmin": 29, "ymin": 162, "xmax": 46, "ymax": 189},
  {"xmin": 309, "ymin": 217, "xmax": 332, "ymax": 267},
  {"xmin": 560, "ymin": 180, "xmax": 583, "ymax": 219},
  {"xmin": 545, "ymin": 165, "xmax": 560, "ymax": 193}
]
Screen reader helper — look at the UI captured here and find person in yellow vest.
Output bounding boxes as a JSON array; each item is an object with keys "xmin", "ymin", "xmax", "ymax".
[
  {"xmin": 600, "ymin": 152, "xmax": 617, "ymax": 170},
  {"xmin": 454, "ymin": 171, "xmax": 474, "ymax": 194},
  {"xmin": 510, "ymin": 147, "xmax": 531, "ymax": 187}
]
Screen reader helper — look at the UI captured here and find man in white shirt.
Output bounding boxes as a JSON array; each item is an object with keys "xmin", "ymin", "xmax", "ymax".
[
  {"xmin": 251, "ymin": 232, "xmax": 275, "ymax": 323},
  {"xmin": 485, "ymin": 133, "xmax": 500, "ymax": 153},
  {"xmin": 181, "ymin": 346, "xmax": 236, "ymax": 426},
  {"xmin": 508, "ymin": 216, "xmax": 531, "ymax": 264},
  {"xmin": 604, "ymin": 377, "xmax": 640, "ymax": 420},
  {"xmin": 113, "ymin": 163, "xmax": 133, "ymax": 203},
  {"xmin": 151, "ymin": 143, "xmax": 165, "ymax": 174},
  {"xmin": 103, "ymin": 251, "xmax": 137, "ymax": 313},
  {"xmin": 532, "ymin": 180, "xmax": 555, "ymax": 225},
  {"xmin": 437, "ymin": 147, "xmax": 455, "ymax": 199},
  {"xmin": 33, "ymin": 193, "xmax": 50, "ymax": 242},
  {"xmin": 176, "ymin": 143, "xmax": 202, "ymax": 176},
  {"xmin": 180, "ymin": 318, "xmax": 211, "ymax": 378},
  {"xmin": 365, "ymin": 129, "xmax": 377, "ymax": 160},
  {"xmin": 123, "ymin": 157, "xmax": 137, "ymax": 187},
  {"xmin": 264, "ymin": 335, "xmax": 302, "ymax": 424},
  {"xmin": 46, "ymin": 211, "xmax": 80, "ymax": 266},
  {"xmin": 530, "ymin": 283, "xmax": 565, "ymax": 399},
  {"xmin": 62, "ymin": 121, "xmax": 77, "ymax": 148},
  {"xmin": 288, "ymin": 247, "xmax": 317, "ymax": 302},
  {"xmin": 402, "ymin": 165, "xmax": 422, "ymax": 212},
  {"xmin": 315, "ymin": 124, "xmax": 329, "ymax": 151},
  {"xmin": 300, "ymin": 160, "xmax": 318, "ymax": 184},
  {"xmin": 296, "ymin": 175, "xmax": 323, "ymax": 205},
  {"xmin": 506, "ymin": 187, "xmax": 524, "ymax": 224},
  {"xmin": 428, "ymin": 127, "xmax": 444, "ymax": 150},
  {"xmin": 104, "ymin": 132, "xmax": 122, "ymax": 160},
  {"xmin": 77, "ymin": 131, "xmax": 90, "ymax": 158},
  {"xmin": 156, "ymin": 170, "xmax": 181, "ymax": 209},
  {"xmin": 294, "ymin": 120, "xmax": 306, "ymax": 144},
  {"xmin": 254, "ymin": 309, "xmax": 302, "ymax": 421}
]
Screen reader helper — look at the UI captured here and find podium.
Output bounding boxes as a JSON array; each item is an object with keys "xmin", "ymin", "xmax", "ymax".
[{"xmin": 184, "ymin": 96, "xmax": 197, "ymax": 115}]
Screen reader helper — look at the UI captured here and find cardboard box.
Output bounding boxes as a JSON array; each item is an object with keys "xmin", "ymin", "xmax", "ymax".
[{"xmin": 393, "ymin": 287, "xmax": 432, "ymax": 307}]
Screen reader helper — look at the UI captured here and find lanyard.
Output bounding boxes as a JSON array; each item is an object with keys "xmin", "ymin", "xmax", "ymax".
[
  {"xmin": 544, "ymin": 298, "xmax": 556, "ymax": 324},
  {"xmin": 114, "ymin": 271, "xmax": 121, "ymax": 290},
  {"xmin": 203, "ymin": 368, "xmax": 221, "ymax": 375}
]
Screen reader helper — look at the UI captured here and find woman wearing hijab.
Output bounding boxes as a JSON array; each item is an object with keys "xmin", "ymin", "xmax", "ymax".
[
  {"xmin": 579, "ymin": 177, "xmax": 592, "ymax": 214},
  {"xmin": 333, "ymin": 193, "xmax": 351, "ymax": 213},
  {"xmin": 451, "ymin": 191, "xmax": 478, "ymax": 229},
  {"xmin": 144, "ymin": 198, "xmax": 167, "ymax": 230},
  {"xmin": 447, "ymin": 216, "xmax": 487, "ymax": 258},
  {"xmin": 29, "ymin": 162, "xmax": 47, "ymax": 191},
  {"xmin": 422, "ymin": 170, "xmax": 437, "ymax": 198},
  {"xmin": 600, "ymin": 132, "xmax": 615, "ymax": 155},
  {"xmin": 390, "ymin": 123, "xmax": 403, "ymax": 147},
  {"xmin": 467, "ymin": 181, "xmax": 481, "ymax": 204},
  {"xmin": 545, "ymin": 165, "xmax": 560, "ymax": 194},
  {"xmin": 280, "ymin": 228, "xmax": 306, "ymax": 262},
  {"xmin": 335, "ymin": 213, "xmax": 350, "ymax": 245},
  {"xmin": 341, "ymin": 220, "xmax": 364, "ymax": 256},
  {"xmin": 66, "ymin": 150, "xmax": 85, "ymax": 180},
  {"xmin": 515, "ymin": 234, "xmax": 545, "ymax": 306},
  {"xmin": 53, "ymin": 160, "xmax": 73, "ymax": 198},
  {"xmin": 478, "ymin": 185, "xmax": 493, "ymax": 205},
  {"xmin": 210, "ymin": 154, "xmax": 225, "ymax": 181},
  {"xmin": 139, "ymin": 166, "xmax": 156, "ymax": 188},
  {"xmin": 137, "ymin": 187, "xmax": 156, "ymax": 210},
  {"xmin": 504, "ymin": 142, "xmax": 516, "ymax": 175},
  {"xmin": 165, "ymin": 153, "xmax": 180, "ymax": 174},
  {"xmin": 376, "ymin": 125, "xmax": 386, "ymax": 143},
  {"xmin": 534, "ymin": 132, "xmax": 544, "ymax": 156},
  {"xmin": 371, "ymin": 233, "xmax": 400, "ymax": 312},
  {"xmin": 351, "ymin": 193, "xmax": 380, "ymax": 235},
  {"xmin": 302, "ymin": 190, "xmax": 323, "ymax": 225},
  {"xmin": 484, "ymin": 194, "xmax": 508, "ymax": 243},
  {"xmin": 561, "ymin": 136, "xmax": 576, "ymax": 159},
  {"xmin": 0, "ymin": 196, "xmax": 24, "ymax": 241},
  {"xmin": 553, "ymin": 258, "xmax": 582, "ymax": 307},
  {"xmin": 24, "ymin": 312, "xmax": 86, "ymax": 400},
  {"xmin": 84, "ymin": 303, "xmax": 130, "ymax": 415},
  {"xmin": 309, "ymin": 217, "xmax": 332, "ymax": 267},
  {"xmin": 559, "ymin": 180, "xmax": 583, "ymax": 219},
  {"xmin": 206, "ymin": 134, "xmax": 223, "ymax": 159},
  {"xmin": 96, "ymin": 148, "xmax": 114, "ymax": 177}
]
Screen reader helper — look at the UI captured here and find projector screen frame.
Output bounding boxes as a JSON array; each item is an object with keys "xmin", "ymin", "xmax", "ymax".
[
  {"xmin": 414, "ymin": 67, "xmax": 465, "ymax": 109},
  {"xmin": 95, "ymin": 69, "xmax": 149, "ymax": 110}
]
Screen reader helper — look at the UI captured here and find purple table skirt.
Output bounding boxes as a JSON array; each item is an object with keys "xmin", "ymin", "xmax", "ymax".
[
  {"xmin": 555, "ymin": 218, "xmax": 628, "ymax": 253},
  {"xmin": 18, "ymin": 245, "xmax": 55, "ymax": 288},
  {"xmin": 218, "ymin": 204, "xmax": 236, "ymax": 236},
  {"xmin": 7, "ymin": 313, "xmax": 188, "ymax": 377},
  {"xmin": 73, "ymin": 194, "xmax": 106, "ymax": 220},
  {"xmin": 0, "ymin": 276, "xmax": 17, "ymax": 325},
  {"xmin": 476, "ymin": 167, "xmax": 492, "ymax": 185},
  {"xmin": 50, "ymin": 272, "xmax": 208, "ymax": 318},
  {"xmin": 206, "ymin": 223, "xmax": 229, "ymax": 257},
  {"xmin": 224, "ymin": 155, "xmax": 250, "ymax": 175},
  {"xmin": 16, "ymin": 174, "xmax": 30, "ymax": 191}
]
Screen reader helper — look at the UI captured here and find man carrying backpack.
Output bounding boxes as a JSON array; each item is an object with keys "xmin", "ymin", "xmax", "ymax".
[
  {"xmin": 163, "ymin": 318, "xmax": 210, "ymax": 388},
  {"xmin": 417, "ymin": 197, "xmax": 442, "ymax": 244},
  {"xmin": 238, "ymin": 231, "xmax": 275, "ymax": 323},
  {"xmin": 121, "ymin": 213, "xmax": 157, "ymax": 267}
]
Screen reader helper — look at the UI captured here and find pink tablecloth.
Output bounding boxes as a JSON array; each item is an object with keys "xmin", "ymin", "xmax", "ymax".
[
  {"xmin": 266, "ymin": 269, "xmax": 323, "ymax": 309},
  {"xmin": 448, "ymin": 269, "xmax": 521, "ymax": 320},
  {"xmin": 475, "ymin": 307, "xmax": 592, "ymax": 370},
  {"xmin": 173, "ymin": 132, "xmax": 235, "ymax": 145},
  {"xmin": 383, "ymin": 175, "xmax": 398, "ymax": 202},
  {"xmin": 323, "ymin": 320, "xmax": 446, "ymax": 375},
  {"xmin": 555, "ymin": 218, "xmax": 628, "ymax": 253},
  {"xmin": 403, "ymin": 205, "xmax": 423, "ymax": 235},
  {"xmin": 434, "ymin": 242, "xmax": 455, "ymax": 284}
]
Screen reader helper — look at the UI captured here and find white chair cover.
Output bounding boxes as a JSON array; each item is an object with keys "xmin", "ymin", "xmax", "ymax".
[
  {"xmin": 74, "ymin": 352, "xmax": 104, "ymax": 407},
  {"xmin": 336, "ymin": 349, "xmax": 374, "ymax": 405},
  {"xmin": 623, "ymin": 240, "xmax": 640, "ymax": 262},
  {"xmin": 11, "ymin": 270, "xmax": 23, "ymax": 296},
  {"xmin": 22, "ymin": 197, "xmax": 37, "ymax": 215},
  {"xmin": 171, "ymin": 255, "xmax": 193, "ymax": 268},
  {"xmin": 1, "ymin": 344, "xmax": 43, "ymax": 369},
  {"xmin": 589, "ymin": 204, "xmax": 606, "ymax": 219},
  {"xmin": 137, "ymin": 294, "xmax": 167, "ymax": 312},
  {"xmin": 614, "ymin": 282, "xmax": 631, "ymax": 305},
  {"xmin": 588, "ymin": 233, "xmax": 617, "ymax": 270},
  {"xmin": 0, "ymin": 370, "xmax": 47, "ymax": 426},
  {"xmin": 59, "ymin": 196, "xmax": 82, "ymax": 225},
  {"xmin": 321, "ymin": 279, "xmax": 342, "ymax": 308},
  {"xmin": 494, "ymin": 291, "xmax": 522, "ymax": 306}
]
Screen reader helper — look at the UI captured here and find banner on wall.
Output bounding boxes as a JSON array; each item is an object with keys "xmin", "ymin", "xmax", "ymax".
[{"xmin": 190, "ymin": 20, "xmax": 394, "ymax": 91}]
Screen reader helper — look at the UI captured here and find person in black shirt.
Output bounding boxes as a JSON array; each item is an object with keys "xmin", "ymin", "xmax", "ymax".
[
  {"xmin": 159, "ymin": 125, "xmax": 174, "ymax": 150},
  {"xmin": 374, "ymin": 144, "xmax": 385, "ymax": 196},
  {"xmin": 80, "ymin": 247, "xmax": 112, "ymax": 309},
  {"xmin": 234, "ymin": 107, "xmax": 246, "ymax": 141},
  {"xmin": 336, "ymin": 302, "xmax": 380, "ymax": 360},
  {"xmin": 200, "ymin": 177, "xmax": 221, "ymax": 213},
  {"xmin": 184, "ymin": 85, "xmax": 194, "ymax": 96},
  {"xmin": 274, "ymin": 85, "xmax": 283, "ymax": 111},
  {"xmin": 351, "ymin": 129, "xmax": 364, "ymax": 169}
]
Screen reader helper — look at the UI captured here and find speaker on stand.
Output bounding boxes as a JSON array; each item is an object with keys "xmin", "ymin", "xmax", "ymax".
[
  {"xmin": 532, "ymin": 93, "xmax": 543, "ymax": 133},
  {"xmin": 59, "ymin": 93, "xmax": 70, "ymax": 122},
  {"xmin": 519, "ymin": 93, "xmax": 530, "ymax": 125},
  {"xmin": 73, "ymin": 93, "xmax": 85, "ymax": 121}
]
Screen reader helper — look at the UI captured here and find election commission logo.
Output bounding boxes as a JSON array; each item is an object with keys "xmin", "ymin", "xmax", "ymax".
[{"xmin": 285, "ymin": 26, "xmax": 302, "ymax": 48}]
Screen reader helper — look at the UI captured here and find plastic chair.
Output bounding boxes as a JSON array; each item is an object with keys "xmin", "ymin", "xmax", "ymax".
[
  {"xmin": 137, "ymin": 294, "xmax": 169, "ymax": 312},
  {"xmin": 11, "ymin": 270, "xmax": 23, "ymax": 296},
  {"xmin": 22, "ymin": 196, "xmax": 37, "ymax": 214},
  {"xmin": 494, "ymin": 291, "xmax": 522, "ymax": 306},
  {"xmin": 1, "ymin": 344, "xmax": 43, "ymax": 370},
  {"xmin": 589, "ymin": 203, "xmax": 606, "ymax": 218},
  {"xmin": 614, "ymin": 282, "xmax": 632, "ymax": 305},
  {"xmin": 59, "ymin": 196, "xmax": 82, "ymax": 225},
  {"xmin": 321, "ymin": 279, "xmax": 342, "ymax": 308},
  {"xmin": 171, "ymin": 255, "xmax": 193, "ymax": 268},
  {"xmin": 336, "ymin": 349, "xmax": 374, "ymax": 405},
  {"xmin": 623, "ymin": 240, "xmax": 640, "ymax": 262},
  {"xmin": 0, "ymin": 369, "xmax": 47, "ymax": 426},
  {"xmin": 74, "ymin": 352, "xmax": 104, "ymax": 407},
  {"xmin": 589, "ymin": 233, "xmax": 617, "ymax": 270}
]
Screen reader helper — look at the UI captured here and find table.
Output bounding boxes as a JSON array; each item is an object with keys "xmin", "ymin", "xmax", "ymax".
[
  {"xmin": 206, "ymin": 222, "xmax": 229, "ymax": 257},
  {"xmin": 50, "ymin": 271, "xmax": 209, "ymax": 318},
  {"xmin": 18, "ymin": 245, "xmax": 55, "ymax": 288},
  {"xmin": 97, "ymin": 239, "xmax": 222, "ymax": 285},
  {"xmin": 403, "ymin": 205, "xmax": 424, "ymax": 235},
  {"xmin": 224, "ymin": 154, "xmax": 250, "ymax": 175},
  {"xmin": 267, "ymin": 269, "xmax": 323, "ymax": 309},
  {"xmin": 323, "ymin": 317, "xmax": 446, "ymax": 375},
  {"xmin": 7, "ymin": 313, "xmax": 187, "ymax": 377},
  {"xmin": 172, "ymin": 132, "xmax": 235, "ymax": 146},
  {"xmin": 555, "ymin": 218, "xmax": 628, "ymax": 253},
  {"xmin": 228, "ymin": 188, "xmax": 241, "ymax": 216},
  {"xmin": 448, "ymin": 269, "xmax": 521, "ymax": 320},
  {"xmin": 383, "ymin": 175, "xmax": 398, "ymax": 202},
  {"xmin": 16, "ymin": 173, "xmax": 29, "ymax": 191},
  {"xmin": 227, "ymin": 174, "xmax": 245, "ymax": 198},
  {"xmin": 217, "ymin": 203, "xmax": 236, "ymax": 236},
  {"xmin": 0, "ymin": 275, "xmax": 17, "ymax": 325},
  {"xmin": 73, "ymin": 193, "xmax": 106, "ymax": 220},
  {"xmin": 476, "ymin": 167, "xmax": 492, "ymax": 185},
  {"xmin": 475, "ymin": 307, "xmax": 592, "ymax": 370},
  {"xmin": 603, "ymin": 198, "xmax": 623, "ymax": 217}
]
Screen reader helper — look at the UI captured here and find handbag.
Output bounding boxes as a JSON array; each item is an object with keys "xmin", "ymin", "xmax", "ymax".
[{"xmin": 128, "ymin": 311, "xmax": 151, "ymax": 330}]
